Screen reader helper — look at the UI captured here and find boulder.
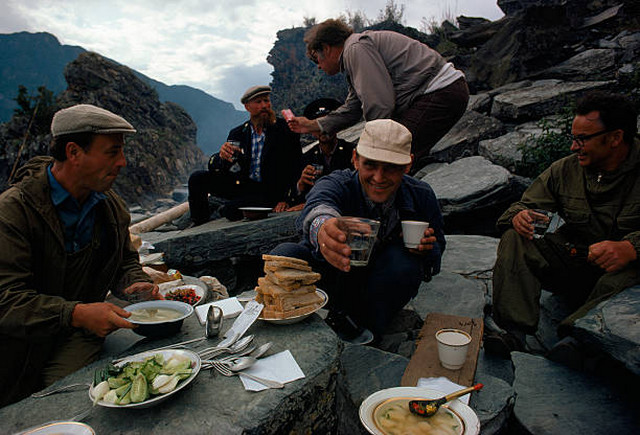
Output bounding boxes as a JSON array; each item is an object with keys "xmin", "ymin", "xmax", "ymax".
[
  {"xmin": 574, "ymin": 285, "xmax": 640, "ymax": 375},
  {"xmin": 430, "ymin": 111, "xmax": 506, "ymax": 163},
  {"xmin": 491, "ymin": 80, "xmax": 615, "ymax": 121},
  {"xmin": 478, "ymin": 130, "xmax": 528, "ymax": 172}
]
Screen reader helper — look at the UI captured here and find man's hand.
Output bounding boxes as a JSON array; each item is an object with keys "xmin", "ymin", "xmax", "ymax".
[
  {"xmin": 588, "ymin": 240, "xmax": 637, "ymax": 272},
  {"xmin": 296, "ymin": 165, "xmax": 317, "ymax": 192},
  {"xmin": 219, "ymin": 141, "xmax": 242, "ymax": 163},
  {"xmin": 512, "ymin": 210, "xmax": 536, "ymax": 239},
  {"xmin": 122, "ymin": 282, "xmax": 162, "ymax": 301},
  {"xmin": 273, "ymin": 201, "xmax": 288, "ymax": 213},
  {"xmin": 71, "ymin": 302, "xmax": 135, "ymax": 337},
  {"xmin": 318, "ymin": 218, "xmax": 351, "ymax": 272},
  {"xmin": 407, "ymin": 227, "xmax": 437, "ymax": 255},
  {"xmin": 286, "ymin": 116, "xmax": 321, "ymax": 134}
]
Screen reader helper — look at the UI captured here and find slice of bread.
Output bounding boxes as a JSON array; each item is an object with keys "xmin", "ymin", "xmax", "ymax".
[
  {"xmin": 257, "ymin": 277, "xmax": 315, "ymax": 295},
  {"xmin": 262, "ymin": 254, "xmax": 309, "ymax": 266},
  {"xmin": 262, "ymin": 303, "xmax": 320, "ymax": 319},
  {"xmin": 266, "ymin": 269, "xmax": 321, "ymax": 287},
  {"xmin": 264, "ymin": 261, "xmax": 312, "ymax": 272}
]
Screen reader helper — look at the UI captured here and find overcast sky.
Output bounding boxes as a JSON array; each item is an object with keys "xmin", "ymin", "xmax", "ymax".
[{"xmin": 1, "ymin": 0, "xmax": 504, "ymax": 109}]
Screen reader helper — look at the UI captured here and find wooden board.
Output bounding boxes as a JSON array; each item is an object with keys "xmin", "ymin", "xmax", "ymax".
[{"xmin": 401, "ymin": 313, "xmax": 483, "ymax": 387}]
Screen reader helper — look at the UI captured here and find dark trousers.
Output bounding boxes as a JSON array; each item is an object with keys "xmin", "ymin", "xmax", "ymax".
[
  {"xmin": 396, "ymin": 77, "xmax": 469, "ymax": 170},
  {"xmin": 270, "ymin": 242, "xmax": 424, "ymax": 335},
  {"xmin": 492, "ymin": 229, "xmax": 640, "ymax": 335},
  {"xmin": 188, "ymin": 170, "xmax": 272, "ymax": 224}
]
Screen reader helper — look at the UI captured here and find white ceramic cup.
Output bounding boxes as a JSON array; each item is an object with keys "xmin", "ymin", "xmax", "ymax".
[
  {"xmin": 401, "ymin": 220, "xmax": 429, "ymax": 248},
  {"xmin": 436, "ymin": 328, "xmax": 472, "ymax": 370}
]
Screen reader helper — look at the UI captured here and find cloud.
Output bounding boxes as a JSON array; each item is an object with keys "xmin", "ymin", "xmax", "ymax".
[{"xmin": 0, "ymin": 0, "xmax": 504, "ymax": 109}]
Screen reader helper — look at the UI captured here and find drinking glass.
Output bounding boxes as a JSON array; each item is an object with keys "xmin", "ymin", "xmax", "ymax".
[{"xmin": 336, "ymin": 217, "xmax": 380, "ymax": 266}]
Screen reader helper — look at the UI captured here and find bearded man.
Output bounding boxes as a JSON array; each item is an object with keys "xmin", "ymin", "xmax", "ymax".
[{"xmin": 188, "ymin": 85, "xmax": 301, "ymax": 223}]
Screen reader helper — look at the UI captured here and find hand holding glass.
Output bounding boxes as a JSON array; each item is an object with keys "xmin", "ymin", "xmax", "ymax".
[
  {"xmin": 336, "ymin": 217, "xmax": 380, "ymax": 266},
  {"xmin": 529, "ymin": 209, "xmax": 553, "ymax": 239}
]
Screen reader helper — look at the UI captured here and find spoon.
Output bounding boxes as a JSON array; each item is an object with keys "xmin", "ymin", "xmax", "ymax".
[
  {"xmin": 198, "ymin": 334, "xmax": 254, "ymax": 359},
  {"xmin": 408, "ymin": 383, "xmax": 483, "ymax": 417},
  {"xmin": 223, "ymin": 356, "xmax": 258, "ymax": 371},
  {"xmin": 218, "ymin": 342, "xmax": 272, "ymax": 362}
]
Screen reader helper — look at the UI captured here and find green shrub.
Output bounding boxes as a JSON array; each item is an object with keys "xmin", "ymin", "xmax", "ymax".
[{"xmin": 515, "ymin": 106, "xmax": 574, "ymax": 178}]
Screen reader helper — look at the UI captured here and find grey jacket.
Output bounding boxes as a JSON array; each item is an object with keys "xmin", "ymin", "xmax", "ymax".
[{"xmin": 318, "ymin": 30, "xmax": 446, "ymax": 135}]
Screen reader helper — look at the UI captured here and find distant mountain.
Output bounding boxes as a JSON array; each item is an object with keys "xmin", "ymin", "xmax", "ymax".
[{"xmin": 0, "ymin": 31, "xmax": 245, "ymax": 156}]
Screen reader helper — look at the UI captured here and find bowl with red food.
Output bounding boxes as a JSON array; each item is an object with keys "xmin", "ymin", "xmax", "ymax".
[{"xmin": 160, "ymin": 284, "xmax": 205, "ymax": 307}]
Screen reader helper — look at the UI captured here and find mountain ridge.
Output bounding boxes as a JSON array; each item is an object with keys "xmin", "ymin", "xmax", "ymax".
[{"xmin": 0, "ymin": 31, "xmax": 245, "ymax": 155}]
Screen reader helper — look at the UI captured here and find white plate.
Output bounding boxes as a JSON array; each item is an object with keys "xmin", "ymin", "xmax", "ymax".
[
  {"xmin": 359, "ymin": 387, "xmax": 480, "ymax": 435},
  {"xmin": 238, "ymin": 207, "xmax": 272, "ymax": 212},
  {"xmin": 19, "ymin": 422, "xmax": 95, "ymax": 435},
  {"xmin": 159, "ymin": 282, "xmax": 206, "ymax": 307},
  {"xmin": 89, "ymin": 348, "xmax": 201, "ymax": 409},
  {"xmin": 259, "ymin": 289, "xmax": 328, "ymax": 325}
]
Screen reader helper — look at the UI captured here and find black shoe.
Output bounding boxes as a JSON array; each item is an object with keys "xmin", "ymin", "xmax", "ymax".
[
  {"xmin": 325, "ymin": 311, "xmax": 374, "ymax": 344},
  {"xmin": 219, "ymin": 205, "xmax": 243, "ymax": 221},
  {"xmin": 484, "ymin": 330, "xmax": 526, "ymax": 359},
  {"xmin": 546, "ymin": 337, "xmax": 585, "ymax": 370}
]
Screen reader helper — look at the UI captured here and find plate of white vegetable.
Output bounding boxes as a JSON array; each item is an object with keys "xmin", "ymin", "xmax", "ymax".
[{"xmin": 89, "ymin": 348, "xmax": 201, "ymax": 409}]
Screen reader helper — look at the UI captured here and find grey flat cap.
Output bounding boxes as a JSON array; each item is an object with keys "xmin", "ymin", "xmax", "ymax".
[
  {"xmin": 51, "ymin": 104, "xmax": 136, "ymax": 137},
  {"xmin": 241, "ymin": 85, "xmax": 271, "ymax": 104}
]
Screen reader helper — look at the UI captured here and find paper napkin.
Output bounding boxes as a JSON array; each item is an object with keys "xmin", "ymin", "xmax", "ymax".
[
  {"xmin": 195, "ymin": 297, "xmax": 244, "ymax": 325},
  {"xmin": 239, "ymin": 350, "xmax": 305, "ymax": 392},
  {"xmin": 416, "ymin": 376, "xmax": 470, "ymax": 404}
]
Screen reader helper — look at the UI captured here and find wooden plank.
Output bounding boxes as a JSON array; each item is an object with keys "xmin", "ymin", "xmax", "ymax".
[{"xmin": 401, "ymin": 313, "xmax": 483, "ymax": 387}]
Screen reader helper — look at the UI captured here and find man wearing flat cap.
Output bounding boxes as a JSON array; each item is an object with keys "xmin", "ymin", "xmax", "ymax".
[
  {"xmin": 188, "ymin": 85, "xmax": 301, "ymax": 223},
  {"xmin": 0, "ymin": 104, "xmax": 159, "ymax": 406},
  {"xmin": 288, "ymin": 98, "xmax": 356, "ymax": 207},
  {"xmin": 271, "ymin": 119, "xmax": 445, "ymax": 342}
]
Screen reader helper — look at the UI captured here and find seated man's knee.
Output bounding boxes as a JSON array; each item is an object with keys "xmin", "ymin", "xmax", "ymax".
[
  {"xmin": 269, "ymin": 242, "xmax": 313, "ymax": 263},
  {"xmin": 188, "ymin": 170, "xmax": 209, "ymax": 192}
]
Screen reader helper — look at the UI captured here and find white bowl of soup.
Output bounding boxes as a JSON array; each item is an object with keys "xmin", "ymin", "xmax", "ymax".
[{"xmin": 125, "ymin": 300, "xmax": 193, "ymax": 337}]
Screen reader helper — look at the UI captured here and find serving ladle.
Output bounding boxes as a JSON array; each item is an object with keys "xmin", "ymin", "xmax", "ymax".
[{"xmin": 408, "ymin": 383, "xmax": 483, "ymax": 417}]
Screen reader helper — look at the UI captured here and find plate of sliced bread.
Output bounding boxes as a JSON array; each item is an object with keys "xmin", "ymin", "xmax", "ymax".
[{"xmin": 256, "ymin": 255, "xmax": 328, "ymax": 324}]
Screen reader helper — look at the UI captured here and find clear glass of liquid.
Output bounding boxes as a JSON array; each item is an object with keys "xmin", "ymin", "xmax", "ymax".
[
  {"xmin": 336, "ymin": 217, "xmax": 380, "ymax": 266},
  {"xmin": 228, "ymin": 140, "xmax": 243, "ymax": 173},
  {"xmin": 530, "ymin": 209, "xmax": 553, "ymax": 239}
]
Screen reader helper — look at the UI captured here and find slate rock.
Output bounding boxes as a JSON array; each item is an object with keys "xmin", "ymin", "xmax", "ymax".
[
  {"xmin": 574, "ymin": 285, "xmax": 640, "ymax": 375},
  {"xmin": 469, "ymin": 374, "xmax": 515, "ymax": 435},
  {"xmin": 491, "ymin": 80, "xmax": 614, "ymax": 121},
  {"xmin": 429, "ymin": 111, "xmax": 506, "ymax": 163},
  {"xmin": 512, "ymin": 352, "xmax": 640, "ymax": 434},
  {"xmin": 411, "ymin": 271, "xmax": 486, "ymax": 320},
  {"xmin": 538, "ymin": 49, "xmax": 617, "ymax": 80},
  {"xmin": 441, "ymin": 235, "xmax": 498, "ymax": 278},
  {"xmin": 422, "ymin": 156, "xmax": 515, "ymax": 215},
  {"xmin": 336, "ymin": 345, "xmax": 409, "ymax": 435},
  {"xmin": 478, "ymin": 130, "xmax": 528, "ymax": 172}
]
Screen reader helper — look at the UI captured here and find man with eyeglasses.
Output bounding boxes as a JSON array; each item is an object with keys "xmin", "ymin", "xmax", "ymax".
[
  {"xmin": 284, "ymin": 19, "xmax": 469, "ymax": 172},
  {"xmin": 270, "ymin": 119, "xmax": 445, "ymax": 343},
  {"xmin": 485, "ymin": 92, "xmax": 640, "ymax": 369}
]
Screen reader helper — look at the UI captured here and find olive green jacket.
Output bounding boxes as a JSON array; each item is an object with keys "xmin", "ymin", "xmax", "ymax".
[
  {"xmin": 0, "ymin": 156, "xmax": 150, "ymax": 406},
  {"xmin": 497, "ymin": 138, "xmax": 640, "ymax": 255}
]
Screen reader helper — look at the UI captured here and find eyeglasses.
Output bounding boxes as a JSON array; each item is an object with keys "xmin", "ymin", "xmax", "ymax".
[{"xmin": 568, "ymin": 129, "xmax": 612, "ymax": 147}]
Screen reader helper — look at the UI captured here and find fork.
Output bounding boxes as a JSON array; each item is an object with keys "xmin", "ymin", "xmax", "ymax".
[
  {"xmin": 31, "ymin": 383, "xmax": 92, "ymax": 398},
  {"xmin": 211, "ymin": 361, "xmax": 284, "ymax": 389}
]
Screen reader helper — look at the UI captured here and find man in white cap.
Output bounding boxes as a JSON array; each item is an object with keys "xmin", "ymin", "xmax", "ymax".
[
  {"xmin": 0, "ymin": 104, "xmax": 159, "ymax": 406},
  {"xmin": 270, "ymin": 119, "xmax": 445, "ymax": 342},
  {"xmin": 188, "ymin": 85, "xmax": 301, "ymax": 223}
]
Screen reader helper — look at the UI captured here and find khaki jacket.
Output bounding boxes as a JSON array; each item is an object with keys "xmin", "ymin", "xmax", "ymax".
[
  {"xmin": 0, "ymin": 156, "xmax": 150, "ymax": 406},
  {"xmin": 497, "ymin": 139, "xmax": 640, "ymax": 255}
]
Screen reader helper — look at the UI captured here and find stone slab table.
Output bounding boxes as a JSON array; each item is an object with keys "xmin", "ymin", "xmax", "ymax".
[{"xmin": 0, "ymin": 310, "xmax": 340, "ymax": 434}]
